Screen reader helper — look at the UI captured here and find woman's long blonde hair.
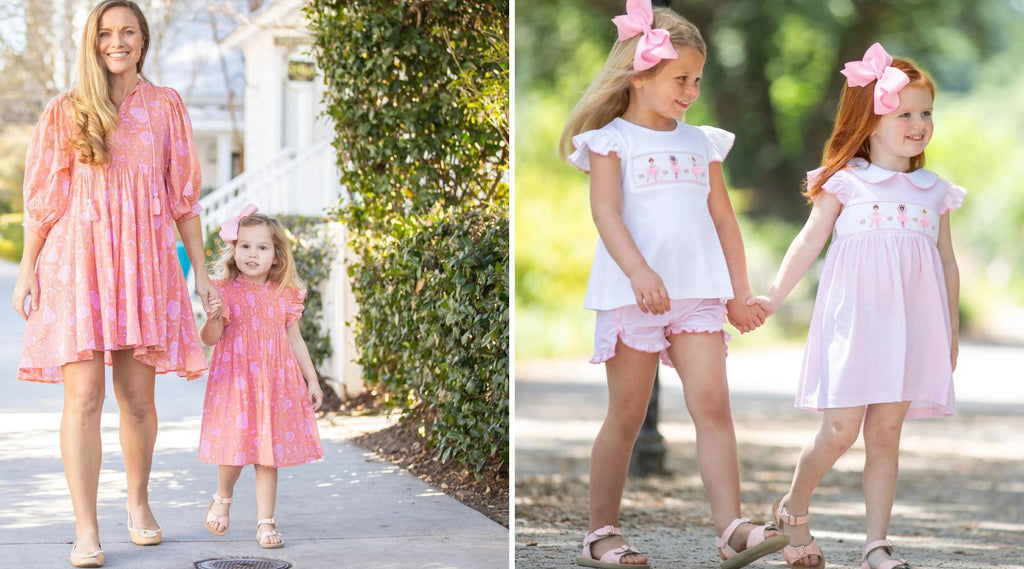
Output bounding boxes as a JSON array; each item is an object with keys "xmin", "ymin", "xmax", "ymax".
[
  {"xmin": 805, "ymin": 57, "xmax": 936, "ymax": 199},
  {"xmin": 70, "ymin": 0, "xmax": 150, "ymax": 165},
  {"xmin": 559, "ymin": 7, "xmax": 706, "ymax": 159},
  {"xmin": 211, "ymin": 214, "xmax": 306, "ymax": 291}
]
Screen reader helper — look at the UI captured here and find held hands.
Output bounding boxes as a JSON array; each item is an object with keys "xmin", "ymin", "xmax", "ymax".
[
  {"xmin": 195, "ymin": 275, "xmax": 223, "ymax": 319},
  {"xmin": 727, "ymin": 296, "xmax": 767, "ymax": 334},
  {"xmin": 746, "ymin": 294, "xmax": 779, "ymax": 318},
  {"xmin": 630, "ymin": 265, "xmax": 669, "ymax": 314},
  {"xmin": 206, "ymin": 294, "xmax": 224, "ymax": 321}
]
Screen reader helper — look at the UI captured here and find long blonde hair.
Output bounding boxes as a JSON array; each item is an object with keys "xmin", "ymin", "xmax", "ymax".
[
  {"xmin": 70, "ymin": 0, "xmax": 151, "ymax": 165},
  {"xmin": 805, "ymin": 57, "xmax": 935, "ymax": 199},
  {"xmin": 212, "ymin": 214, "xmax": 306, "ymax": 291},
  {"xmin": 559, "ymin": 7, "xmax": 706, "ymax": 159}
]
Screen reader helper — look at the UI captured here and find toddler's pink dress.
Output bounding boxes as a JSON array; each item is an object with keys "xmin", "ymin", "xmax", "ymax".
[
  {"xmin": 198, "ymin": 279, "xmax": 323, "ymax": 467},
  {"xmin": 19, "ymin": 81, "xmax": 206, "ymax": 382},
  {"xmin": 797, "ymin": 158, "xmax": 965, "ymax": 419}
]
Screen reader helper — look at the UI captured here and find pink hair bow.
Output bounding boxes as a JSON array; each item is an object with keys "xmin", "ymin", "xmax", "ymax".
[
  {"xmin": 218, "ymin": 203, "xmax": 258, "ymax": 241},
  {"xmin": 840, "ymin": 42, "xmax": 910, "ymax": 115},
  {"xmin": 612, "ymin": 0, "xmax": 678, "ymax": 71}
]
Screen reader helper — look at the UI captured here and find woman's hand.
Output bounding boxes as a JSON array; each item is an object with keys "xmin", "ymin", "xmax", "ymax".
[
  {"xmin": 12, "ymin": 265, "xmax": 39, "ymax": 320},
  {"xmin": 194, "ymin": 274, "xmax": 222, "ymax": 316},
  {"xmin": 307, "ymin": 379, "xmax": 324, "ymax": 411},
  {"xmin": 630, "ymin": 265, "xmax": 669, "ymax": 315}
]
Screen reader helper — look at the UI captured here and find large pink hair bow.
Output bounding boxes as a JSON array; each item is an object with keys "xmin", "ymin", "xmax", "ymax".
[
  {"xmin": 840, "ymin": 42, "xmax": 909, "ymax": 115},
  {"xmin": 218, "ymin": 203, "xmax": 258, "ymax": 241},
  {"xmin": 612, "ymin": 0, "xmax": 678, "ymax": 71}
]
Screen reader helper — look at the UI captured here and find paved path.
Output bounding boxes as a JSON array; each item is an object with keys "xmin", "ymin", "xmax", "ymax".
[
  {"xmin": 0, "ymin": 261, "xmax": 508, "ymax": 569},
  {"xmin": 515, "ymin": 346, "xmax": 1024, "ymax": 568}
]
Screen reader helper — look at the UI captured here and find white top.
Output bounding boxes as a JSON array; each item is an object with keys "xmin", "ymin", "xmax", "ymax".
[{"xmin": 568, "ymin": 118, "xmax": 736, "ymax": 310}]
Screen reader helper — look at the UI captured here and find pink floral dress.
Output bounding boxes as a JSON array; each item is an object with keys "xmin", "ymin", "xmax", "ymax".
[
  {"xmin": 198, "ymin": 279, "xmax": 323, "ymax": 467},
  {"xmin": 19, "ymin": 80, "xmax": 206, "ymax": 382}
]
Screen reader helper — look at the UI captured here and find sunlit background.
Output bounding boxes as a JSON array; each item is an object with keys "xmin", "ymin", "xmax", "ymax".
[{"xmin": 516, "ymin": 0, "xmax": 1024, "ymax": 361}]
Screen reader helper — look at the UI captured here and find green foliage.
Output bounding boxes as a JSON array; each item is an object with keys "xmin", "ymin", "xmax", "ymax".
[
  {"xmin": 0, "ymin": 213, "xmax": 24, "ymax": 262},
  {"xmin": 203, "ymin": 216, "xmax": 336, "ymax": 371},
  {"xmin": 306, "ymin": 0, "xmax": 509, "ymax": 231},
  {"xmin": 349, "ymin": 206, "xmax": 509, "ymax": 468},
  {"xmin": 307, "ymin": 0, "xmax": 510, "ymax": 473}
]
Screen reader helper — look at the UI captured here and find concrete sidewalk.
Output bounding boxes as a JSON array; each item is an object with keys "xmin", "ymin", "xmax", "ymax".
[{"xmin": 0, "ymin": 260, "xmax": 508, "ymax": 569}]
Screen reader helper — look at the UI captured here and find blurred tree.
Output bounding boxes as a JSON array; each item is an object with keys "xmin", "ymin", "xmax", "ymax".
[{"xmin": 519, "ymin": 0, "xmax": 1010, "ymax": 219}]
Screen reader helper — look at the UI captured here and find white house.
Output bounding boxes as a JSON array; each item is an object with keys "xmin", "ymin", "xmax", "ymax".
[{"xmin": 198, "ymin": 0, "xmax": 360, "ymax": 400}]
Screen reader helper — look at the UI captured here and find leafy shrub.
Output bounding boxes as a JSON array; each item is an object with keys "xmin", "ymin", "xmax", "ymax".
[
  {"xmin": 350, "ymin": 206, "xmax": 508, "ymax": 467},
  {"xmin": 307, "ymin": 0, "xmax": 509, "ymax": 474}
]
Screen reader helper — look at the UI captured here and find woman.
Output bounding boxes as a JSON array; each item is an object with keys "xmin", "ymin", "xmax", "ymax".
[{"xmin": 11, "ymin": 1, "xmax": 218, "ymax": 566}]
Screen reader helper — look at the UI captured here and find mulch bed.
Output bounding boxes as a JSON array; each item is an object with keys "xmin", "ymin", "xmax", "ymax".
[{"xmin": 329, "ymin": 392, "xmax": 509, "ymax": 528}]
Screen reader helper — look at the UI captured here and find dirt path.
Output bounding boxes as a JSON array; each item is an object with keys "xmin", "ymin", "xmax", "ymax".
[{"xmin": 514, "ymin": 353, "xmax": 1024, "ymax": 568}]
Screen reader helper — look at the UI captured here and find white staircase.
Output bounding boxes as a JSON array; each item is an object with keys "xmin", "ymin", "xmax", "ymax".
[{"xmin": 199, "ymin": 139, "xmax": 345, "ymax": 237}]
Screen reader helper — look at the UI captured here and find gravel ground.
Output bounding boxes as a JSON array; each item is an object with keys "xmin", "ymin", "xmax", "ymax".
[{"xmin": 514, "ymin": 352, "xmax": 1024, "ymax": 569}]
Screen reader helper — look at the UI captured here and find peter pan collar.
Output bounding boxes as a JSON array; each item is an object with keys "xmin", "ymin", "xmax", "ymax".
[{"xmin": 846, "ymin": 158, "xmax": 938, "ymax": 189}]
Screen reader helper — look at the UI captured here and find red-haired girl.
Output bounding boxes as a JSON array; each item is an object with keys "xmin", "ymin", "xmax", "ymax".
[{"xmin": 751, "ymin": 43, "xmax": 964, "ymax": 569}]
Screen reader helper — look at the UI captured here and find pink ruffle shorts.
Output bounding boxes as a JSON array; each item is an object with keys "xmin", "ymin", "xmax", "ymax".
[{"xmin": 591, "ymin": 298, "xmax": 730, "ymax": 367}]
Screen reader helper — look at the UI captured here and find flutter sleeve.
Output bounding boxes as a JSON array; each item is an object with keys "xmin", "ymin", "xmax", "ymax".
[
  {"xmin": 940, "ymin": 181, "xmax": 966, "ymax": 214},
  {"xmin": 23, "ymin": 95, "xmax": 73, "ymax": 238},
  {"xmin": 807, "ymin": 167, "xmax": 853, "ymax": 205},
  {"xmin": 698, "ymin": 126, "xmax": 736, "ymax": 163},
  {"xmin": 567, "ymin": 128, "xmax": 621, "ymax": 172},
  {"xmin": 284, "ymin": 288, "xmax": 307, "ymax": 327},
  {"xmin": 163, "ymin": 87, "xmax": 203, "ymax": 222},
  {"xmin": 213, "ymin": 280, "xmax": 231, "ymax": 325}
]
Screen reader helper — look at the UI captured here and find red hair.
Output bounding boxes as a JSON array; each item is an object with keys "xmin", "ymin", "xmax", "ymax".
[{"xmin": 805, "ymin": 57, "xmax": 936, "ymax": 199}]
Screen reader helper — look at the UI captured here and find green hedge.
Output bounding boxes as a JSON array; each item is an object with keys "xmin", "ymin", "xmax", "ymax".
[
  {"xmin": 307, "ymin": 0, "xmax": 509, "ymax": 474},
  {"xmin": 351, "ymin": 206, "xmax": 508, "ymax": 466}
]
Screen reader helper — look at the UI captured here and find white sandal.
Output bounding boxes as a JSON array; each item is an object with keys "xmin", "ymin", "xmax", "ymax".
[{"xmin": 257, "ymin": 518, "xmax": 284, "ymax": 549}]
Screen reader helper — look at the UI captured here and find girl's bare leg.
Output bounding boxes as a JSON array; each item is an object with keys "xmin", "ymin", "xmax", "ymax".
[
  {"xmin": 861, "ymin": 401, "xmax": 911, "ymax": 568},
  {"xmin": 783, "ymin": 406, "xmax": 865, "ymax": 566},
  {"xmin": 586, "ymin": 341, "xmax": 658, "ymax": 565}
]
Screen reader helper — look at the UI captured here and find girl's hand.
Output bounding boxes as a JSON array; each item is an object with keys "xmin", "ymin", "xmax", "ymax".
[
  {"xmin": 747, "ymin": 294, "xmax": 778, "ymax": 318},
  {"xmin": 307, "ymin": 379, "xmax": 323, "ymax": 411},
  {"xmin": 206, "ymin": 295, "xmax": 223, "ymax": 321},
  {"xmin": 12, "ymin": 265, "xmax": 39, "ymax": 320},
  {"xmin": 950, "ymin": 338, "xmax": 959, "ymax": 372},
  {"xmin": 727, "ymin": 296, "xmax": 766, "ymax": 333},
  {"xmin": 630, "ymin": 265, "xmax": 669, "ymax": 315}
]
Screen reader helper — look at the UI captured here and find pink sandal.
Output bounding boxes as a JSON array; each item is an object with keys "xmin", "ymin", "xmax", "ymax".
[
  {"xmin": 771, "ymin": 497, "xmax": 826, "ymax": 569},
  {"xmin": 204, "ymin": 494, "xmax": 232, "ymax": 536},
  {"xmin": 717, "ymin": 517, "xmax": 790, "ymax": 569},
  {"xmin": 861, "ymin": 540, "xmax": 911, "ymax": 569},
  {"xmin": 257, "ymin": 518, "xmax": 284, "ymax": 549},
  {"xmin": 575, "ymin": 525, "xmax": 649, "ymax": 568}
]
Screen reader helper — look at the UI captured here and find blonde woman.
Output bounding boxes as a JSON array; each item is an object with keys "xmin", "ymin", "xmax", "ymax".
[{"xmin": 11, "ymin": 1, "xmax": 219, "ymax": 566}]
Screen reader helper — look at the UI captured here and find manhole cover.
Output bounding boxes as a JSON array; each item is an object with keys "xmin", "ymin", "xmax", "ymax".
[{"xmin": 195, "ymin": 558, "xmax": 291, "ymax": 569}]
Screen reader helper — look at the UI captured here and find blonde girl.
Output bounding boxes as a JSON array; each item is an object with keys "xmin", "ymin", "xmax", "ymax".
[
  {"xmin": 199, "ymin": 205, "xmax": 323, "ymax": 549},
  {"xmin": 751, "ymin": 43, "xmax": 963, "ymax": 569},
  {"xmin": 560, "ymin": 1, "xmax": 789, "ymax": 567}
]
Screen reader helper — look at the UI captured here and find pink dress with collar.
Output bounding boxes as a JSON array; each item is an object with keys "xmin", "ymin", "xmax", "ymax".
[
  {"xmin": 798, "ymin": 158, "xmax": 965, "ymax": 419},
  {"xmin": 18, "ymin": 81, "xmax": 206, "ymax": 382}
]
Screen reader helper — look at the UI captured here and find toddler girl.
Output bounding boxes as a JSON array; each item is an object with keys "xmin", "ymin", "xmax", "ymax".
[
  {"xmin": 559, "ymin": 1, "xmax": 789, "ymax": 567},
  {"xmin": 750, "ymin": 43, "xmax": 963, "ymax": 569},
  {"xmin": 198, "ymin": 204, "xmax": 324, "ymax": 548}
]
